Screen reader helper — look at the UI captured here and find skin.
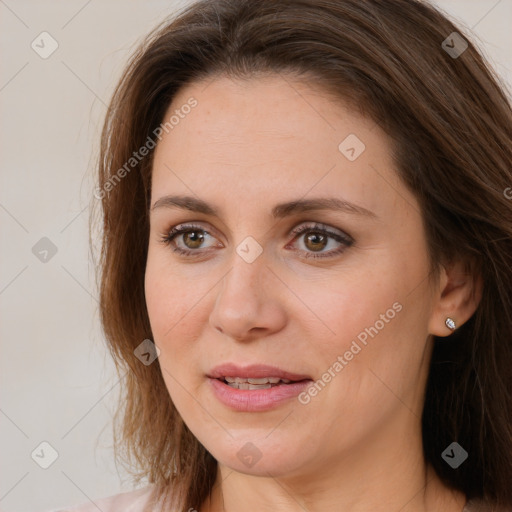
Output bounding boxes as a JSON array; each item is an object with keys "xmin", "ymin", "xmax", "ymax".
[{"xmin": 144, "ymin": 74, "xmax": 481, "ymax": 512}]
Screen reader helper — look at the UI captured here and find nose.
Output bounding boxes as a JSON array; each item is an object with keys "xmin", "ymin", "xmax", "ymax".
[{"xmin": 209, "ymin": 253, "xmax": 287, "ymax": 342}]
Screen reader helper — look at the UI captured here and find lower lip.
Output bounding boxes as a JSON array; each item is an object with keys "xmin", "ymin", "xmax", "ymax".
[{"xmin": 208, "ymin": 377, "xmax": 313, "ymax": 412}]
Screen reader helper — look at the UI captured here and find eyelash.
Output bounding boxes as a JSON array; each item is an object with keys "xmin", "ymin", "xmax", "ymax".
[{"xmin": 158, "ymin": 222, "xmax": 354, "ymax": 260}]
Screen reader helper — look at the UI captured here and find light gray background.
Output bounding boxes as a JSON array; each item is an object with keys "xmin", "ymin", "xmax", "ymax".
[{"xmin": 0, "ymin": 1, "xmax": 510, "ymax": 511}]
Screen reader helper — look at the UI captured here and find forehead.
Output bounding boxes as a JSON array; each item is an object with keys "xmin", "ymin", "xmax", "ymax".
[
  {"xmin": 150, "ymin": 74, "xmax": 416, "ymax": 221},
  {"xmin": 163, "ymin": 74, "xmax": 370, "ymax": 157}
]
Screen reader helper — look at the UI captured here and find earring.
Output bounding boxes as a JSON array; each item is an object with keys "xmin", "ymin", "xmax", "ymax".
[{"xmin": 445, "ymin": 317, "xmax": 456, "ymax": 331}]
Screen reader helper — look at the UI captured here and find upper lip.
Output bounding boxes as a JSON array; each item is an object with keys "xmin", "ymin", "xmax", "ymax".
[{"xmin": 207, "ymin": 363, "xmax": 312, "ymax": 382}]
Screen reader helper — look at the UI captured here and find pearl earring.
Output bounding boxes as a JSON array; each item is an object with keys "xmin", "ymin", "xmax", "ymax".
[{"xmin": 445, "ymin": 317, "xmax": 456, "ymax": 331}]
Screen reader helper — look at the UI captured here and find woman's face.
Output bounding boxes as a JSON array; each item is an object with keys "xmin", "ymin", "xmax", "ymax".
[{"xmin": 145, "ymin": 74, "xmax": 440, "ymax": 479}]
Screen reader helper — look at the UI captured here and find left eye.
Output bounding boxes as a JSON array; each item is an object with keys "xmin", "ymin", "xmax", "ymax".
[
  {"xmin": 159, "ymin": 222, "xmax": 353, "ymax": 260},
  {"xmin": 159, "ymin": 223, "xmax": 219, "ymax": 255},
  {"xmin": 286, "ymin": 223, "xmax": 353, "ymax": 259}
]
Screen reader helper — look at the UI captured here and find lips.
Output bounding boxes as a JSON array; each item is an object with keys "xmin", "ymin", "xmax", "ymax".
[
  {"xmin": 207, "ymin": 363, "xmax": 312, "ymax": 383},
  {"xmin": 207, "ymin": 363, "xmax": 314, "ymax": 412}
]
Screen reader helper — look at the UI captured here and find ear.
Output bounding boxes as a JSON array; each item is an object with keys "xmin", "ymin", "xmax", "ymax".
[{"xmin": 427, "ymin": 258, "xmax": 483, "ymax": 337}]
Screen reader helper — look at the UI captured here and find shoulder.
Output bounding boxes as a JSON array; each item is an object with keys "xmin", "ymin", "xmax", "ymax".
[
  {"xmin": 49, "ymin": 484, "xmax": 156, "ymax": 512},
  {"xmin": 464, "ymin": 499, "xmax": 512, "ymax": 512}
]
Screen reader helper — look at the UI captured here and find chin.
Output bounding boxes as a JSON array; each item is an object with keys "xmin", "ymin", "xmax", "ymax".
[
  {"xmin": 208, "ymin": 436, "xmax": 314, "ymax": 477},
  {"xmin": 223, "ymin": 455, "xmax": 303, "ymax": 477}
]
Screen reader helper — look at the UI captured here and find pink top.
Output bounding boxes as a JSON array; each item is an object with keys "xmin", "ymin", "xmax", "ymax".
[{"xmin": 46, "ymin": 486, "xmax": 510, "ymax": 512}]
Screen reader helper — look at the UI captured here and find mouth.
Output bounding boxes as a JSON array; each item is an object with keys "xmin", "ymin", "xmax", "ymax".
[
  {"xmin": 207, "ymin": 364, "xmax": 314, "ymax": 412},
  {"xmin": 207, "ymin": 363, "xmax": 313, "ymax": 391}
]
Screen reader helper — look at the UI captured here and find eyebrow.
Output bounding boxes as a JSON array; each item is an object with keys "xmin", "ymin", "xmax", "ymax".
[{"xmin": 151, "ymin": 195, "xmax": 378, "ymax": 219}]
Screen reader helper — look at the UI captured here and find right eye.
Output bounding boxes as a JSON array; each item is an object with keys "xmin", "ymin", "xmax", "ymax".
[{"xmin": 159, "ymin": 223, "xmax": 221, "ymax": 256}]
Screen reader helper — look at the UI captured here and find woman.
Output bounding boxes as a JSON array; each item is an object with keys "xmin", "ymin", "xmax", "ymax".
[{"xmin": 60, "ymin": 0, "xmax": 512, "ymax": 511}]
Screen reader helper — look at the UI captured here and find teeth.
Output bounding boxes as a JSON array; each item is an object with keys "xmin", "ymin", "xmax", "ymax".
[
  {"xmin": 224, "ymin": 376, "xmax": 292, "ymax": 384},
  {"xmin": 248, "ymin": 377, "xmax": 279, "ymax": 384},
  {"xmin": 223, "ymin": 376, "xmax": 294, "ymax": 389},
  {"xmin": 226, "ymin": 382, "xmax": 272, "ymax": 390}
]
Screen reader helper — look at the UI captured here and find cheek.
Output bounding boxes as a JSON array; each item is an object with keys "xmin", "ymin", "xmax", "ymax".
[
  {"xmin": 299, "ymin": 264, "xmax": 402, "ymax": 351},
  {"xmin": 144, "ymin": 254, "xmax": 211, "ymax": 368},
  {"xmin": 144, "ymin": 261, "xmax": 204, "ymax": 408},
  {"xmin": 294, "ymin": 257, "xmax": 421, "ymax": 397},
  {"xmin": 144, "ymin": 263, "xmax": 170, "ymax": 337},
  {"xmin": 145, "ymin": 248, "xmax": 194, "ymax": 334},
  {"xmin": 309, "ymin": 272, "xmax": 430, "ymax": 420}
]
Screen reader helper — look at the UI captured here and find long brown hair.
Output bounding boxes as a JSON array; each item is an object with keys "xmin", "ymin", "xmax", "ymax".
[{"xmin": 91, "ymin": 1, "xmax": 512, "ymax": 510}]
